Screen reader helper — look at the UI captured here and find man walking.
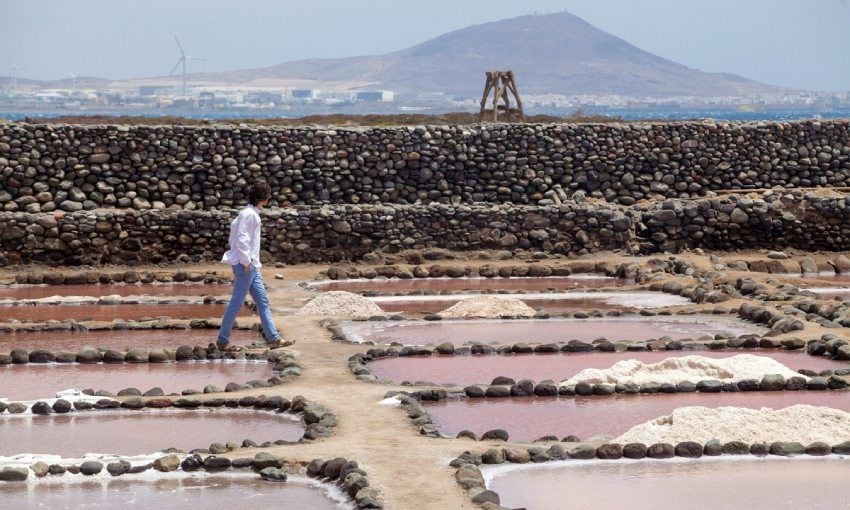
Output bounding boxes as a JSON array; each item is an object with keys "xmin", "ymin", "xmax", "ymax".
[{"xmin": 217, "ymin": 181, "xmax": 290, "ymax": 350}]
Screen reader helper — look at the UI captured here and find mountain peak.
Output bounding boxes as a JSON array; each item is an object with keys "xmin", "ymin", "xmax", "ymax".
[{"xmin": 215, "ymin": 12, "xmax": 783, "ymax": 98}]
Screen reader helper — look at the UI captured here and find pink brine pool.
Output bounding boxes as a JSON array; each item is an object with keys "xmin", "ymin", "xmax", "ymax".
[
  {"xmin": 342, "ymin": 317, "xmax": 768, "ymax": 345},
  {"xmin": 0, "ymin": 303, "xmax": 249, "ymax": 322},
  {"xmin": 0, "ymin": 283, "xmax": 232, "ymax": 300},
  {"xmin": 368, "ymin": 350, "xmax": 843, "ymax": 386},
  {"xmin": 0, "ymin": 361, "xmax": 275, "ymax": 401},
  {"xmin": 0, "ymin": 475, "xmax": 348, "ymax": 510},
  {"xmin": 310, "ymin": 276, "xmax": 633, "ymax": 294},
  {"xmin": 370, "ymin": 291, "xmax": 688, "ymax": 314},
  {"xmin": 487, "ymin": 458, "xmax": 850, "ymax": 510},
  {"xmin": 0, "ymin": 409, "xmax": 304, "ymax": 457},
  {"xmin": 0, "ymin": 329, "xmax": 262, "ymax": 352},
  {"xmin": 424, "ymin": 392, "xmax": 850, "ymax": 442}
]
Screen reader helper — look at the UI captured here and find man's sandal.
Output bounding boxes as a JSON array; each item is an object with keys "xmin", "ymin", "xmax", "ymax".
[{"xmin": 266, "ymin": 338, "xmax": 295, "ymax": 349}]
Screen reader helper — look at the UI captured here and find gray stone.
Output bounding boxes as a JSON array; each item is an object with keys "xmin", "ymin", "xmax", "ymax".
[
  {"xmin": 79, "ymin": 461, "xmax": 103, "ymax": 475},
  {"xmin": 0, "ymin": 467, "xmax": 28, "ymax": 481},
  {"xmin": 153, "ymin": 454, "xmax": 181, "ymax": 472},
  {"xmin": 259, "ymin": 467, "xmax": 288, "ymax": 482}
]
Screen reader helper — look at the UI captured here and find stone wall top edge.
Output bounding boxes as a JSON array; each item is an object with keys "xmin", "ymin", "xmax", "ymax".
[{"xmin": 2, "ymin": 118, "xmax": 849, "ymax": 134}]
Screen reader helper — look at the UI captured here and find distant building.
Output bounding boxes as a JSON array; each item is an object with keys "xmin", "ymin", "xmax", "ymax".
[
  {"xmin": 139, "ymin": 85, "xmax": 173, "ymax": 97},
  {"xmin": 245, "ymin": 91, "xmax": 282, "ymax": 105},
  {"xmin": 291, "ymin": 89, "xmax": 319, "ymax": 99},
  {"xmin": 356, "ymin": 90, "xmax": 394, "ymax": 102}
]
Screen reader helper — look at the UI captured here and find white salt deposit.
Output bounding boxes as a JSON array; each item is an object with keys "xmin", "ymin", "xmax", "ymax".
[
  {"xmin": 295, "ymin": 291, "xmax": 385, "ymax": 319},
  {"xmin": 615, "ymin": 405, "xmax": 850, "ymax": 445},
  {"xmin": 438, "ymin": 295, "xmax": 536, "ymax": 319},
  {"xmin": 561, "ymin": 354, "xmax": 805, "ymax": 386}
]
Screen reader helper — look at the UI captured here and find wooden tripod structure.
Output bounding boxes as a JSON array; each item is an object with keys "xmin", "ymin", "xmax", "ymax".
[{"xmin": 478, "ymin": 70, "xmax": 525, "ymax": 123}]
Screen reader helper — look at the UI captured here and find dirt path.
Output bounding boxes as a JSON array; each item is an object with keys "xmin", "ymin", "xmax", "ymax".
[{"xmin": 233, "ymin": 278, "xmax": 480, "ymax": 510}]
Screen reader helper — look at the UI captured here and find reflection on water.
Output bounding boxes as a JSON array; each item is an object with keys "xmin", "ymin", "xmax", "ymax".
[
  {"xmin": 0, "ymin": 303, "xmax": 248, "ymax": 322},
  {"xmin": 0, "ymin": 283, "xmax": 232, "ymax": 300},
  {"xmin": 0, "ymin": 361, "xmax": 273, "ymax": 401},
  {"xmin": 368, "ymin": 349, "xmax": 840, "ymax": 386},
  {"xmin": 309, "ymin": 276, "xmax": 633, "ymax": 294},
  {"xmin": 488, "ymin": 458, "xmax": 850, "ymax": 510},
  {"xmin": 424, "ymin": 392, "xmax": 850, "ymax": 441},
  {"xmin": 0, "ymin": 328, "xmax": 261, "ymax": 352},
  {"xmin": 343, "ymin": 317, "xmax": 768, "ymax": 345},
  {"xmin": 0, "ymin": 409, "xmax": 304, "ymax": 457},
  {"xmin": 0, "ymin": 474, "xmax": 348, "ymax": 510}
]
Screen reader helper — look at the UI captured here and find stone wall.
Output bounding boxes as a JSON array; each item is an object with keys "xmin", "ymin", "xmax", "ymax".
[
  {"xmin": 3, "ymin": 193, "xmax": 850, "ymax": 266},
  {"xmin": 1, "ymin": 120, "xmax": 848, "ymax": 210},
  {"xmin": 0, "ymin": 204, "xmax": 631, "ymax": 265}
]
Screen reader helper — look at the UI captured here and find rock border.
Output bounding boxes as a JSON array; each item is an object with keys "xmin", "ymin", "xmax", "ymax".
[
  {"xmin": 0, "ymin": 295, "xmax": 230, "ymax": 308},
  {"xmin": 392, "ymin": 374, "xmax": 850, "ymax": 440},
  {"xmin": 1, "ymin": 453, "xmax": 381, "ymax": 509},
  {"xmin": 450, "ymin": 440, "xmax": 850, "ymax": 508},
  {"xmin": 0, "ymin": 317, "xmax": 255, "ymax": 334},
  {"xmin": 0, "ymin": 345, "xmax": 301, "ymax": 401},
  {"xmin": 349, "ymin": 337, "xmax": 850, "ymax": 386},
  {"xmin": 306, "ymin": 457, "xmax": 384, "ymax": 509},
  {"xmin": 0, "ymin": 394, "xmax": 338, "ymax": 453},
  {"xmin": 322, "ymin": 307, "xmax": 762, "ymax": 347},
  {"xmin": 2, "ymin": 269, "xmax": 228, "ymax": 286}
]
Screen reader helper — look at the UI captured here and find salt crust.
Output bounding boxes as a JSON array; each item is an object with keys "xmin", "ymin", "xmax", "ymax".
[
  {"xmin": 295, "ymin": 291, "xmax": 385, "ymax": 319},
  {"xmin": 615, "ymin": 405, "xmax": 850, "ymax": 444},
  {"xmin": 438, "ymin": 295, "xmax": 536, "ymax": 319},
  {"xmin": 561, "ymin": 354, "xmax": 806, "ymax": 386}
]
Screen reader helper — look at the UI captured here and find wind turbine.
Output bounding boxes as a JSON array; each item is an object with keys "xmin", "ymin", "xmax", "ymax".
[
  {"xmin": 68, "ymin": 72, "xmax": 76, "ymax": 91},
  {"xmin": 8, "ymin": 53, "xmax": 21, "ymax": 93},
  {"xmin": 170, "ymin": 36, "xmax": 206, "ymax": 97}
]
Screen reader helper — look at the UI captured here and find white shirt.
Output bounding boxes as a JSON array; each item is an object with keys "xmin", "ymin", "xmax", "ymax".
[{"xmin": 221, "ymin": 205, "xmax": 262, "ymax": 268}]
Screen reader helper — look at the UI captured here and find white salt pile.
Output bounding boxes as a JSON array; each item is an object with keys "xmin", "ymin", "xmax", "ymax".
[
  {"xmin": 561, "ymin": 354, "xmax": 805, "ymax": 386},
  {"xmin": 438, "ymin": 295, "xmax": 536, "ymax": 319},
  {"xmin": 295, "ymin": 291, "xmax": 385, "ymax": 319},
  {"xmin": 615, "ymin": 405, "xmax": 850, "ymax": 445}
]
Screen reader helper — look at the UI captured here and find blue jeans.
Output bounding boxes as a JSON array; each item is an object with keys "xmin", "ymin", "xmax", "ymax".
[{"xmin": 217, "ymin": 264, "xmax": 280, "ymax": 345}]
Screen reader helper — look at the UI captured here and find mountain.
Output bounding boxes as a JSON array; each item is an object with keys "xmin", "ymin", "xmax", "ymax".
[{"xmin": 198, "ymin": 12, "xmax": 785, "ymax": 98}]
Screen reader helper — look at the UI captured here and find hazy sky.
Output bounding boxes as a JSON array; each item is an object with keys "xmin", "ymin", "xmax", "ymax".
[{"xmin": 3, "ymin": 0, "xmax": 849, "ymax": 91}]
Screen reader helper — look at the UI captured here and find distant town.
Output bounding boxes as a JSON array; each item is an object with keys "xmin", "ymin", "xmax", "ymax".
[{"xmin": 2, "ymin": 83, "xmax": 849, "ymax": 121}]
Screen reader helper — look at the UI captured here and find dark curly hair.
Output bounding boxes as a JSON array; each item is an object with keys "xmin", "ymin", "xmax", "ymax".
[{"xmin": 248, "ymin": 181, "xmax": 272, "ymax": 206}]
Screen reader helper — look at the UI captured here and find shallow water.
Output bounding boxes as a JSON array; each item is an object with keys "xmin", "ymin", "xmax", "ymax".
[
  {"xmin": 343, "ymin": 317, "xmax": 768, "ymax": 345},
  {"xmin": 0, "ymin": 283, "xmax": 233, "ymax": 300},
  {"xmin": 0, "ymin": 474, "xmax": 348, "ymax": 510},
  {"xmin": 0, "ymin": 362, "xmax": 274, "ymax": 400},
  {"xmin": 488, "ymin": 458, "xmax": 850, "ymax": 510},
  {"xmin": 309, "ymin": 276, "xmax": 632, "ymax": 294},
  {"xmin": 0, "ymin": 304, "xmax": 249, "ymax": 322},
  {"xmin": 0, "ymin": 329, "xmax": 262, "ymax": 352},
  {"xmin": 368, "ymin": 350, "xmax": 843, "ymax": 386},
  {"xmin": 0, "ymin": 409, "xmax": 304, "ymax": 457},
  {"xmin": 424, "ymin": 392, "xmax": 850, "ymax": 441},
  {"xmin": 371, "ymin": 291, "xmax": 687, "ymax": 314}
]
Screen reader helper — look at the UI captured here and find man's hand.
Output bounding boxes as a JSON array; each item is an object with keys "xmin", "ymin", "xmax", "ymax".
[{"xmin": 243, "ymin": 263, "xmax": 251, "ymax": 272}]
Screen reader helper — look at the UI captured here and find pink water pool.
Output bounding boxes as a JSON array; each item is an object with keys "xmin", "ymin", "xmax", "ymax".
[
  {"xmin": 0, "ymin": 476, "xmax": 346, "ymax": 510},
  {"xmin": 368, "ymin": 350, "xmax": 843, "ymax": 386},
  {"xmin": 0, "ymin": 409, "xmax": 304, "ymax": 457},
  {"xmin": 0, "ymin": 283, "xmax": 232, "ymax": 300},
  {"xmin": 0, "ymin": 361, "xmax": 274, "ymax": 400},
  {"xmin": 343, "ymin": 317, "xmax": 768, "ymax": 345},
  {"xmin": 488, "ymin": 458, "xmax": 850, "ymax": 510},
  {"xmin": 371, "ymin": 291, "xmax": 686, "ymax": 314},
  {"xmin": 310, "ymin": 276, "xmax": 632, "ymax": 294},
  {"xmin": 0, "ymin": 303, "xmax": 249, "ymax": 322},
  {"xmin": 0, "ymin": 329, "xmax": 262, "ymax": 352},
  {"xmin": 424, "ymin": 392, "xmax": 850, "ymax": 441}
]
